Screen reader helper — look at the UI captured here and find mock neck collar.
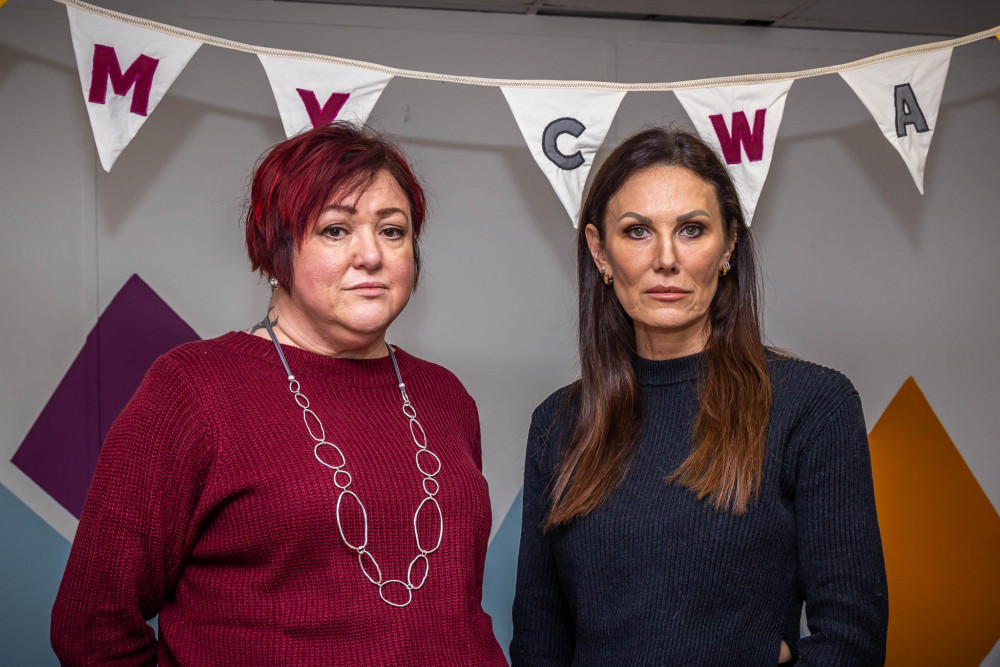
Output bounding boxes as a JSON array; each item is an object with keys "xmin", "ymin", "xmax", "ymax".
[
  {"xmin": 632, "ymin": 350, "xmax": 705, "ymax": 386},
  {"xmin": 219, "ymin": 330, "xmax": 411, "ymax": 387}
]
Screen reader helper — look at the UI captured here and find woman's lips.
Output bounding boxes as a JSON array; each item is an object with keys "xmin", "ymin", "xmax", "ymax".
[
  {"xmin": 347, "ymin": 282, "xmax": 387, "ymax": 296},
  {"xmin": 646, "ymin": 286, "xmax": 690, "ymax": 301}
]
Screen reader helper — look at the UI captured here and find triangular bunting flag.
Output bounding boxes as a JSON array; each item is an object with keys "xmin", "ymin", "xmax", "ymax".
[
  {"xmin": 258, "ymin": 55, "xmax": 393, "ymax": 138},
  {"xmin": 839, "ymin": 49, "xmax": 952, "ymax": 194},
  {"xmin": 501, "ymin": 87, "xmax": 626, "ymax": 226},
  {"xmin": 674, "ymin": 80, "xmax": 793, "ymax": 225},
  {"xmin": 67, "ymin": 7, "xmax": 201, "ymax": 172}
]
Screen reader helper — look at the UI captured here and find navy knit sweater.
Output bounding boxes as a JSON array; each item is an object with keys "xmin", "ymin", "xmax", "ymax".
[{"xmin": 511, "ymin": 352, "xmax": 888, "ymax": 666}]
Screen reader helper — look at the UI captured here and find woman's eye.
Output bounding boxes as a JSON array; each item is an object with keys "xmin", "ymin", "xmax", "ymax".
[
  {"xmin": 322, "ymin": 225, "xmax": 346, "ymax": 239},
  {"xmin": 381, "ymin": 226, "xmax": 406, "ymax": 240},
  {"xmin": 626, "ymin": 226, "xmax": 650, "ymax": 239},
  {"xmin": 678, "ymin": 224, "xmax": 703, "ymax": 238}
]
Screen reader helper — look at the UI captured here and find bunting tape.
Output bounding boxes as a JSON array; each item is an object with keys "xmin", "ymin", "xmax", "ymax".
[{"xmin": 50, "ymin": 0, "xmax": 1000, "ymax": 92}]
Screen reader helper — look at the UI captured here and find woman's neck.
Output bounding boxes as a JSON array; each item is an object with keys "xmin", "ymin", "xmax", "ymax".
[
  {"xmin": 248, "ymin": 301, "xmax": 388, "ymax": 360},
  {"xmin": 634, "ymin": 320, "xmax": 709, "ymax": 361}
]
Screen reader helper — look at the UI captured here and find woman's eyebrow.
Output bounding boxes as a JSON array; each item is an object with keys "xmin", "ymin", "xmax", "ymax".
[
  {"xmin": 677, "ymin": 209, "xmax": 710, "ymax": 222},
  {"xmin": 320, "ymin": 204, "xmax": 355, "ymax": 214},
  {"xmin": 377, "ymin": 207, "xmax": 410, "ymax": 221},
  {"xmin": 617, "ymin": 211, "xmax": 653, "ymax": 224}
]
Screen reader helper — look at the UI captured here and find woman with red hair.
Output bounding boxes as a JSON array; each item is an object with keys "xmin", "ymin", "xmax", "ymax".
[{"xmin": 52, "ymin": 123, "xmax": 507, "ymax": 665}]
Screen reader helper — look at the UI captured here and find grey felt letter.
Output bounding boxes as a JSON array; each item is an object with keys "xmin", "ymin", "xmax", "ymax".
[
  {"xmin": 894, "ymin": 83, "xmax": 930, "ymax": 138},
  {"xmin": 542, "ymin": 117, "xmax": 586, "ymax": 170}
]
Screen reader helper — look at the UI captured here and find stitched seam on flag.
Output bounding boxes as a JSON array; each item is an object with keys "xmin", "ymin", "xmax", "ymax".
[{"xmin": 55, "ymin": 0, "xmax": 999, "ymax": 91}]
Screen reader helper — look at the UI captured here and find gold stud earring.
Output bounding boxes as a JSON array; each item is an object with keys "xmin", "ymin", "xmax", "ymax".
[
  {"xmin": 600, "ymin": 267, "xmax": 613, "ymax": 286},
  {"xmin": 719, "ymin": 261, "xmax": 731, "ymax": 277}
]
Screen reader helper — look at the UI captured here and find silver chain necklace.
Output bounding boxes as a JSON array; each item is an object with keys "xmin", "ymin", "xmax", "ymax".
[{"xmin": 263, "ymin": 319, "xmax": 443, "ymax": 608}]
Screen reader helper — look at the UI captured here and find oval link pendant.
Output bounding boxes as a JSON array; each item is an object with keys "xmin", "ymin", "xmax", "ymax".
[{"xmin": 262, "ymin": 319, "xmax": 443, "ymax": 609}]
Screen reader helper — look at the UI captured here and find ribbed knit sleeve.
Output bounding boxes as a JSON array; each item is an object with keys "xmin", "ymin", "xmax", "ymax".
[
  {"xmin": 510, "ymin": 398, "xmax": 575, "ymax": 666},
  {"xmin": 791, "ymin": 389, "xmax": 889, "ymax": 665},
  {"xmin": 51, "ymin": 355, "xmax": 216, "ymax": 665}
]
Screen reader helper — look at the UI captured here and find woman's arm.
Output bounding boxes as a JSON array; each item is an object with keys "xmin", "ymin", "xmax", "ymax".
[
  {"xmin": 51, "ymin": 356, "xmax": 215, "ymax": 665},
  {"xmin": 509, "ymin": 405, "xmax": 575, "ymax": 666},
  {"xmin": 793, "ymin": 390, "xmax": 889, "ymax": 666}
]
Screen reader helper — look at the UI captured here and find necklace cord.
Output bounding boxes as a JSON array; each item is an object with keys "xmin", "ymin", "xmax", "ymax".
[{"xmin": 262, "ymin": 317, "xmax": 295, "ymax": 380}]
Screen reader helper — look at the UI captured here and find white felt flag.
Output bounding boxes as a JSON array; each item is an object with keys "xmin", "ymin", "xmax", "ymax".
[
  {"xmin": 501, "ymin": 87, "xmax": 626, "ymax": 226},
  {"xmin": 840, "ymin": 49, "xmax": 952, "ymax": 194},
  {"xmin": 674, "ymin": 80, "xmax": 793, "ymax": 225},
  {"xmin": 258, "ymin": 55, "xmax": 393, "ymax": 138},
  {"xmin": 67, "ymin": 7, "xmax": 201, "ymax": 171}
]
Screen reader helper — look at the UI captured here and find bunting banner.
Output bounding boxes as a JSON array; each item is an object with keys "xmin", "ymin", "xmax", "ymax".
[
  {"xmin": 258, "ymin": 55, "xmax": 393, "ymax": 138},
  {"xmin": 52, "ymin": 0, "xmax": 1000, "ymax": 204},
  {"xmin": 674, "ymin": 81, "xmax": 793, "ymax": 225},
  {"xmin": 501, "ymin": 87, "xmax": 626, "ymax": 226},
  {"xmin": 67, "ymin": 6, "xmax": 201, "ymax": 171},
  {"xmin": 839, "ymin": 49, "xmax": 952, "ymax": 194}
]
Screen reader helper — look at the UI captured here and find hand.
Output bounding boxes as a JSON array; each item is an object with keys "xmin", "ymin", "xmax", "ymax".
[{"xmin": 779, "ymin": 639, "xmax": 793, "ymax": 663}]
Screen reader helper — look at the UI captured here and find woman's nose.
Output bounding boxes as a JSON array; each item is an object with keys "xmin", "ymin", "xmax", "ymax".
[
  {"xmin": 351, "ymin": 229, "xmax": 382, "ymax": 269},
  {"xmin": 653, "ymin": 237, "xmax": 678, "ymax": 272}
]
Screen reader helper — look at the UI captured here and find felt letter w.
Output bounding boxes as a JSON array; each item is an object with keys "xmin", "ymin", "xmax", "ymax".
[{"xmin": 709, "ymin": 109, "xmax": 766, "ymax": 165}]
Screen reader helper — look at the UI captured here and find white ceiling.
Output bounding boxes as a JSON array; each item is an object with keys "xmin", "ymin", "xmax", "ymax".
[{"xmin": 274, "ymin": 0, "xmax": 1000, "ymax": 37}]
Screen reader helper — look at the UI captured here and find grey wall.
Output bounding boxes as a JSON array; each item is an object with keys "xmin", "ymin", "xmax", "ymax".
[{"xmin": 2, "ymin": 0, "xmax": 999, "ymax": 661}]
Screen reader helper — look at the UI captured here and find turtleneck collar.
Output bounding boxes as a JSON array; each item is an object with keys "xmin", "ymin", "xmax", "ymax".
[
  {"xmin": 218, "ymin": 330, "xmax": 412, "ymax": 387},
  {"xmin": 632, "ymin": 350, "xmax": 706, "ymax": 386}
]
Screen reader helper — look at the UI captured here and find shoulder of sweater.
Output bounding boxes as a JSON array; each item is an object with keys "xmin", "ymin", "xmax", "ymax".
[
  {"xmin": 526, "ymin": 383, "xmax": 580, "ymax": 465},
  {"xmin": 531, "ymin": 383, "xmax": 579, "ymax": 429},
  {"xmin": 157, "ymin": 336, "xmax": 238, "ymax": 368},
  {"xmin": 767, "ymin": 351, "xmax": 858, "ymax": 405},
  {"xmin": 766, "ymin": 352, "xmax": 865, "ymax": 449},
  {"xmin": 395, "ymin": 349, "xmax": 478, "ymax": 411},
  {"xmin": 397, "ymin": 350, "xmax": 466, "ymax": 387}
]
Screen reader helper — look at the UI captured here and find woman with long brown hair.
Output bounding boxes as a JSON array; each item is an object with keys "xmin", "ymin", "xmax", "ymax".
[{"xmin": 510, "ymin": 127, "xmax": 888, "ymax": 665}]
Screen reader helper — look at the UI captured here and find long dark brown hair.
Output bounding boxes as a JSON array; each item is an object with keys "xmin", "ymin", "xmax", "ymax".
[{"xmin": 546, "ymin": 127, "xmax": 771, "ymax": 528}]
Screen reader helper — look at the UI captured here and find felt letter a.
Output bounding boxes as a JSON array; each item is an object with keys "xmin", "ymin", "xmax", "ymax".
[{"xmin": 840, "ymin": 49, "xmax": 952, "ymax": 194}]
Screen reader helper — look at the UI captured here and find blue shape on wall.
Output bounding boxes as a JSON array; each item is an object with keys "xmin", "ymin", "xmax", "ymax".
[
  {"xmin": 482, "ymin": 487, "xmax": 523, "ymax": 663},
  {"xmin": 0, "ymin": 484, "xmax": 70, "ymax": 665}
]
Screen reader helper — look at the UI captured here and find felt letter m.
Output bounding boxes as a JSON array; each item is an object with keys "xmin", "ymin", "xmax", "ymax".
[
  {"xmin": 709, "ymin": 109, "xmax": 766, "ymax": 165},
  {"xmin": 88, "ymin": 44, "xmax": 159, "ymax": 116}
]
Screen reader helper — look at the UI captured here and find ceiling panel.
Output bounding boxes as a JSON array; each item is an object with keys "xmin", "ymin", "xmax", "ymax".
[
  {"xmin": 542, "ymin": 0, "xmax": 805, "ymax": 22},
  {"xmin": 778, "ymin": 0, "xmax": 999, "ymax": 36},
  {"xmin": 286, "ymin": 0, "xmax": 536, "ymax": 12},
  {"xmin": 273, "ymin": 0, "xmax": 1000, "ymax": 36}
]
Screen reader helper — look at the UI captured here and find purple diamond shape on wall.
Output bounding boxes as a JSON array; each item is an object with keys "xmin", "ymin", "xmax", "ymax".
[{"xmin": 12, "ymin": 274, "xmax": 200, "ymax": 518}]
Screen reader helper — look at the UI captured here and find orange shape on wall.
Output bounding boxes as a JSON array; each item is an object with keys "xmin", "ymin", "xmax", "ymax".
[{"xmin": 869, "ymin": 377, "xmax": 1000, "ymax": 665}]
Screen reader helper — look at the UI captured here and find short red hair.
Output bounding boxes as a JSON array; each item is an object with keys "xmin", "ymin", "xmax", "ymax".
[{"xmin": 244, "ymin": 122, "xmax": 427, "ymax": 290}]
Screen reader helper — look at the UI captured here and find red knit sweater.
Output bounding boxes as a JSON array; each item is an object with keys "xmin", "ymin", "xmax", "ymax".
[{"xmin": 51, "ymin": 332, "xmax": 506, "ymax": 666}]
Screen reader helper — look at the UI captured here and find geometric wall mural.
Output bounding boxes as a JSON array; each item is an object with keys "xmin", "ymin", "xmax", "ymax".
[
  {"xmin": 11, "ymin": 274, "xmax": 200, "ymax": 518},
  {"xmin": 868, "ymin": 377, "xmax": 1000, "ymax": 666}
]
